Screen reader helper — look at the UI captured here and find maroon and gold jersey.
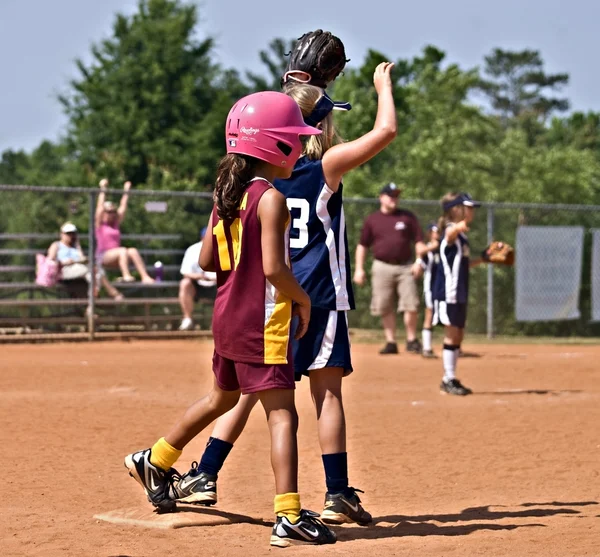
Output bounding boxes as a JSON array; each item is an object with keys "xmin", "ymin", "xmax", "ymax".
[{"xmin": 211, "ymin": 178, "xmax": 292, "ymax": 365}]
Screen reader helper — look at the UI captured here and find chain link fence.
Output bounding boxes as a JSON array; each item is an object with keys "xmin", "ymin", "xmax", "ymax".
[{"xmin": 1, "ymin": 184, "xmax": 599, "ymax": 339}]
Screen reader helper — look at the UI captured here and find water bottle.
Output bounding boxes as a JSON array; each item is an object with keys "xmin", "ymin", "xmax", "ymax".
[{"xmin": 154, "ymin": 261, "xmax": 164, "ymax": 282}]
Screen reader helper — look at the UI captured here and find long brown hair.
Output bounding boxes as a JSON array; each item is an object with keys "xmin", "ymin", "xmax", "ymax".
[
  {"xmin": 214, "ymin": 154, "xmax": 258, "ymax": 220},
  {"xmin": 437, "ymin": 191, "xmax": 463, "ymax": 231}
]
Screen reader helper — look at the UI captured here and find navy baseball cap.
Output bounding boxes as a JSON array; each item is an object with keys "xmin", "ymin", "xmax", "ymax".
[
  {"xmin": 442, "ymin": 192, "xmax": 481, "ymax": 212},
  {"xmin": 380, "ymin": 182, "xmax": 401, "ymax": 196},
  {"xmin": 304, "ymin": 91, "xmax": 352, "ymax": 127},
  {"xmin": 427, "ymin": 222, "xmax": 439, "ymax": 231}
]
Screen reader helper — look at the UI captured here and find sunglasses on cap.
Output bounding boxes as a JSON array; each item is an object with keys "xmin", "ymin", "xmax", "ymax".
[
  {"xmin": 442, "ymin": 192, "xmax": 482, "ymax": 212},
  {"xmin": 304, "ymin": 92, "xmax": 352, "ymax": 127}
]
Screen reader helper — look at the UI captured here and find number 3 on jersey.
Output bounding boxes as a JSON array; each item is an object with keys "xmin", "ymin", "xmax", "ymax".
[{"xmin": 287, "ymin": 198, "xmax": 309, "ymax": 249}]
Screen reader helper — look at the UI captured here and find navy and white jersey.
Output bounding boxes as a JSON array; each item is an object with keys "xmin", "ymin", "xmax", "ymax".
[
  {"xmin": 423, "ymin": 249, "xmax": 440, "ymax": 296},
  {"xmin": 432, "ymin": 224, "xmax": 470, "ymax": 304},
  {"xmin": 274, "ymin": 156, "xmax": 354, "ymax": 311}
]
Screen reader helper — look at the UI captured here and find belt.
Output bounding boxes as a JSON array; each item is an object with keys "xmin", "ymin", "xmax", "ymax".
[{"xmin": 375, "ymin": 258, "xmax": 412, "ymax": 266}]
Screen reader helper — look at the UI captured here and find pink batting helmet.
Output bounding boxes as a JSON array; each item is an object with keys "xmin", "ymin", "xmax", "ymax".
[{"xmin": 225, "ymin": 91, "xmax": 321, "ymax": 168}]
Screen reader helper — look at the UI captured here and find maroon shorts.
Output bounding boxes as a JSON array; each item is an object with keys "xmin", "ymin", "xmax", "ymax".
[{"xmin": 212, "ymin": 351, "xmax": 295, "ymax": 395}]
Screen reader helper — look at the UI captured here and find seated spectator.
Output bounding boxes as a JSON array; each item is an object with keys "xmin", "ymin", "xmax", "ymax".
[
  {"xmin": 178, "ymin": 227, "xmax": 216, "ymax": 331},
  {"xmin": 47, "ymin": 222, "xmax": 123, "ymax": 301},
  {"xmin": 95, "ymin": 179, "xmax": 154, "ymax": 283}
]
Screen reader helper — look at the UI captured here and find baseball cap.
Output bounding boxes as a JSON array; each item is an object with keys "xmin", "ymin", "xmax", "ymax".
[
  {"xmin": 380, "ymin": 182, "xmax": 401, "ymax": 196},
  {"xmin": 427, "ymin": 222, "xmax": 439, "ymax": 232},
  {"xmin": 442, "ymin": 192, "xmax": 481, "ymax": 212},
  {"xmin": 61, "ymin": 222, "xmax": 78, "ymax": 234}
]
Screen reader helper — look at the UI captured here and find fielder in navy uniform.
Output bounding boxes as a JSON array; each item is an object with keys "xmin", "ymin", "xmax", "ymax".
[{"xmin": 432, "ymin": 192, "xmax": 482, "ymax": 396}]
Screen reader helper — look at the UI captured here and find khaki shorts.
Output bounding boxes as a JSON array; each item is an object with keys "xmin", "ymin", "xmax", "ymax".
[{"xmin": 370, "ymin": 260, "xmax": 419, "ymax": 316}]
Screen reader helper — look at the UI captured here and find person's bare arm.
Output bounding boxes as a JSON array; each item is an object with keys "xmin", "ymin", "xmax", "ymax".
[
  {"xmin": 95, "ymin": 179, "xmax": 108, "ymax": 228},
  {"xmin": 353, "ymin": 244, "xmax": 368, "ymax": 286},
  {"xmin": 445, "ymin": 221, "xmax": 468, "ymax": 244},
  {"xmin": 322, "ymin": 62, "xmax": 397, "ymax": 191},
  {"xmin": 259, "ymin": 189, "xmax": 311, "ymax": 338},
  {"xmin": 259, "ymin": 190, "xmax": 310, "ymax": 305},
  {"xmin": 183, "ymin": 272, "xmax": 207, "ymax": 281},
  {"xmin": 47, "ymin": 242, "xmax": 59, "ymax": 261},
  {"xmin": 117, "ymin": 181, "xmax": 131, "ymax": 225},
  {"xmin": 415, "ymin": 240, "xmax": 428, "ymax": 258},
  {"xmin": 199, "ymin": 213, "xmax": 216, "ymax": 271}
]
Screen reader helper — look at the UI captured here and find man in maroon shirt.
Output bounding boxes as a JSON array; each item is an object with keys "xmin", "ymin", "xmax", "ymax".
[{"xmin": 354, "ymin": 183, "xmax": 426, "ymax": 354}]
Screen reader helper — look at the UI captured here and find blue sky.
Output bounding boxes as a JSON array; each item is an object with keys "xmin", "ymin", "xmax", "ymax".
[{"xmin": 1, "ymin": 0, "xmax": 598, "ymax": 153}]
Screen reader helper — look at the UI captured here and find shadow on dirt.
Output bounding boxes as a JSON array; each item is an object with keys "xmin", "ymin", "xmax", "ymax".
[
  {"xmin": 474, "ymin": 389, "xmax": 583, "ymax": 396},
  {"xmin": 335, "ymin": 501, "xmax": 598, "ymax": 542}
]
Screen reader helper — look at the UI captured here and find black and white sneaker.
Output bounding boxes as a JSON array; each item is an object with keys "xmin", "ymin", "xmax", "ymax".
[
  {"xmin": 379, "ymin": 342, "xmax": 398, "ymax": 355},
  {"xmin": 270, "ymin": 509, "xmax": 336, "ymax": 547},
  {"xmin": 173, "ymin": 461, "xmax": 217, "ymax": 506},
  {"xmin": 422, "ymin": 349, "xmax": 436, "ymax": 359},
  {"xmin": 124, "ymin": 449, "xmax": 181, "ymax": 512},
  {"xmin": 321, "ymin": 488, "xmax": 372, "ymax": 525},
  {"xmin": 440, "ymin": 378, "xmax": 472, "ymax": 396}
]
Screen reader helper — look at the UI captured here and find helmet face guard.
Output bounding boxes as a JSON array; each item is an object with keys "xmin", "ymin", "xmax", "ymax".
[{"xmin": 226, "ymin": 92, "xmax": 321, "ymax": 168}]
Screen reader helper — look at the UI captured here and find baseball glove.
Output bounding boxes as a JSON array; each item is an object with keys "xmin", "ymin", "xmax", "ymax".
[
  {"xmin": 481, "ymin": 241, "xmax": 515, "ymax": 266},
  {"xmin": 282, "ymin": 30, "xmax": 349, "ymax": 88}
]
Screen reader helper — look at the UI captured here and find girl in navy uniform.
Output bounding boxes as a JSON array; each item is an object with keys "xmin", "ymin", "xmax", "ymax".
[
  {"xmin": 432, "ymin": 192, "xmax": 481, "ymax": 395},
  {"xmin": 176, "ymin": 62, "xmax": 398, "ymax": 526},
  {"xmin": 417, "ymin": 223, "xmax": 441, "ymax": 358}
]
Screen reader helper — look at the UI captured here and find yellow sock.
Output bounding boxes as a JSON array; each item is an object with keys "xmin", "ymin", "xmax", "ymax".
[
  {"xmin": 149, "ymin": 437, "xmax": 182, "ymax": 471},
  {"xmin": 274, "ymin": 492, "xmax": 301, "ymax": 524}
]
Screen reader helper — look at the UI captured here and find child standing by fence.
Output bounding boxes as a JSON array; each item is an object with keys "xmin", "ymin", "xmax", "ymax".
[
  {"xmin": 417, "ymin": 223, "xmax": 441, "ymax": 358},
  {"xmin": 432, "ymin": 193, "xmax": 481, "ymax": 395}
]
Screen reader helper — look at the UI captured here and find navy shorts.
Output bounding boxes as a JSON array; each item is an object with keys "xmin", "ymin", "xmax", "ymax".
[
  {"xmin": 292, "ymin": 308, "xmax": 353, "ymax": 380},
  {"xmin": 433, "ymin": 301, "xmax": 467, "ymax": 329}
]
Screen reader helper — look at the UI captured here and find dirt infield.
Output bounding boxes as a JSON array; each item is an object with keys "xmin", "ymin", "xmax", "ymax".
[{"xmin": 1, "ymin": 340, "xmax": 599, "ymax": 556}]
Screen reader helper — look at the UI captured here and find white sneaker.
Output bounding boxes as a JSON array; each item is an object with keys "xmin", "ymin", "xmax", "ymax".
[{"xmin": 179, "ymin": 318, "xmax": 193, "ymax": 331}]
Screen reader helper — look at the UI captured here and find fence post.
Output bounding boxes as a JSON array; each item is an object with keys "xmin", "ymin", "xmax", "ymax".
[
  {"xmin": 486, "ymin": 206, "xmax": 495, "ymax": 339},
  {"xmin": 88, "ymin": 191, "xmax": 96, "ymax": 341}
]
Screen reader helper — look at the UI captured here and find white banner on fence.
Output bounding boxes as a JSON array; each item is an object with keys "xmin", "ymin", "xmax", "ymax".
[
  {"xmin": 592, "ymin": 230, "xmax": 600, "ymax": 322},
  {"xmin": 515, "ymin": 226, "xmax": 584, "ymax": 322}
]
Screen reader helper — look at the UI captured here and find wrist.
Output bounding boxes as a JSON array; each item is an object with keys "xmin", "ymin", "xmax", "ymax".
[{"xmin": 298, "ymin": 294, "xmax": 311, "ymax": 307}]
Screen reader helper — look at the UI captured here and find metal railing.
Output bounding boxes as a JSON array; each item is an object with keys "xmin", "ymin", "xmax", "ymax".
[{"xmin": 2, "ymin": 184, "xmax": 600, "ymax": 339}]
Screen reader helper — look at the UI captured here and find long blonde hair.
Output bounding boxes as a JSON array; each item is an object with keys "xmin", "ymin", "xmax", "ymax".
[
  {"xmin": 283, "ymin": 83, "xmax": 340, "ymax": 160},
  {"xmin": 438, "ymin": 192, "xmax": 464, "ymax": 231}
]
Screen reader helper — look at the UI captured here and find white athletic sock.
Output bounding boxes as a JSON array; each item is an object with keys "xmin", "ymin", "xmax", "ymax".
[
  {"xmin": 422, "ymin": 329, "xmax": 432, "ymax": 351},
  {"xmin": 442, "ymin": 344, "xmax": 458, "ymax": 382}
]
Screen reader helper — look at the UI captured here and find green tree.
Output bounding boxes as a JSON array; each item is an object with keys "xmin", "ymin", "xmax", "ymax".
[
  {"xmin": 545, "ymin": 112, "xmax": 600, "ymax": 153},
  {"xmin": 478, "ymin": 48, "xmax": 569, "ymax": 122},
  {"xmin": 246, "ymin": 37, "xmax": 297, "ymax": 91},
  {"xmin": 59, "ymin": 0, "xmax": 247, "ymax": 189},
  {"xmin": 331, "ymin": 47, "xmax": 499, "ymax": 200}
]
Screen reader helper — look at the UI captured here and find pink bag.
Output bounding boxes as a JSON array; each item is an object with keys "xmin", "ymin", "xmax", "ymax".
[{"xmin": 35, "ymin": 254, "xmax": 59, "ymax": 287}]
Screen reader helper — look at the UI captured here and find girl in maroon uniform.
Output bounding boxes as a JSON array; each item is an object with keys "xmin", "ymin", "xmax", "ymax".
[{"xmin": 124, "ymin": 91, "xmax": 335, "ymax": 547}]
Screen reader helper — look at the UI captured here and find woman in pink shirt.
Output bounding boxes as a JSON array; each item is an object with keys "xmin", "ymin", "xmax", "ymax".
[{"xmin": 95, "ymin": 179, "xmax": 154, "ymax": 283}]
